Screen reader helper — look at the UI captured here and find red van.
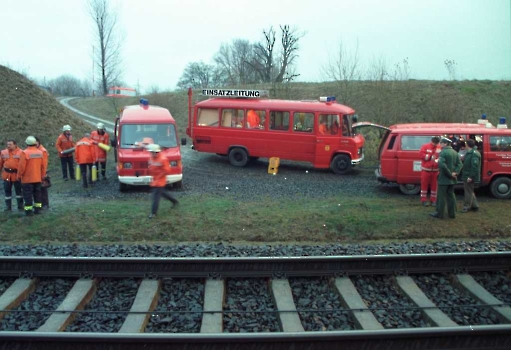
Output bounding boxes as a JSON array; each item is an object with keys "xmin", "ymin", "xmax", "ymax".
[
  {"xmin": 112, "ymin": 99, "xmax": 184, "ymax": 191},
  {"xmin": 186, "ymin": 89, "xmax": 365, "ymax": 174},
  {"xmin": 373, "ymin": 118, "xmax": 511, "ymax": 199}
]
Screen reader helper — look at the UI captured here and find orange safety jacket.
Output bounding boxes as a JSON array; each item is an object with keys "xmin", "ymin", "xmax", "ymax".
[
  {"xmin": 56, "ymin": 133, "xmax": 75, "ymax": 158},
  {"xmin": 18, "ymin": 146, "xmax": 46, "ymax": 184},
  {"xmin": 90, "ymin": 130, "xmax": 110, "ymax": 162},
  {"xmin": 75, "ymin": 137, "xmax": 95, "ymax": 164},
  {"xmin": 37, "ymin": 144, "xmax": 49, "ymax": 170},
  {"xmin": 148, "ymin": 152, "xmax": 170, "ymax": 187},
  {"xmin": 419, "ymin": 142, "xmax": 441, "ymax": 171},
  {"xmin": 247, "ymin": 110, "xmax": 260, "ymax": 128},
  {"xmin": 0, "ymin": 147, "xmax": 22, "ymax": 182}
]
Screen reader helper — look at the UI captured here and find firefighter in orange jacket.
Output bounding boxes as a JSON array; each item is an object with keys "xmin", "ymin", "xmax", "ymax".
[
  {"xmin": 56, "ymin": 125, "xmax": 75, "ymax": 181},
  {"xmin": 147, "ymin": 144, "xmax": 179, "ymax": 219},
  {"xmin": 35, "ymin": 137, "xmax": 50, "ymax": 209},
  {"xmin": 419, "ymin": 136, "xmax": 441, "ymax": 206},
  {"xmin": 91, "ymin": 122, "xmax": 110, "ymax": 180},
  {"xmin": 0, "ymin": 139, "xmax": 23, "ymax": 211},
  {"xmin": 75, "ymin": 133, "xmax": 96, "ymax": 188},
  {"xmin": 247, "ymin": 110, "xmax": 261, "ymax": 128},
  {"xmin": 18, "ymin": 136, "xmax": 46, "ymax": 216}
]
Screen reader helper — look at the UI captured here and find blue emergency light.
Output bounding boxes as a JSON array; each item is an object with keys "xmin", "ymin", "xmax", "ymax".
[
  {"xmin": 481, "ymin": 114, "xmax": 487, "ymax": 120},
  {"xmin": 500, "ymin": 117, "xmax": 506, "ymax": 125},
  {"xmin": 319, "ymin": 96, "xmax": 336, "ymax": 102},
  {"xmin": 140, "ymin": 98, "xmax": 149, "ymax": 106}
]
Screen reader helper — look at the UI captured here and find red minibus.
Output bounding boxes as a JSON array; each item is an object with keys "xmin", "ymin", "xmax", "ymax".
[
  {"xmin": 113, "ymin": 99, "xmax": 184, "ymax": 191},
  {"xmin": 185, "ymin": 89, "xmax": 365, "ymax": 174},
  {"xmin": 107, "ymin": 86, "xmax": 137, "ymax": 97}
]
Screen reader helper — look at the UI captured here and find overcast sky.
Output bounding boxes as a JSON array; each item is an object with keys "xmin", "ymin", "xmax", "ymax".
[{"xmin": 1, "ymin": 0, "xmax": 510, "ymax": 93}]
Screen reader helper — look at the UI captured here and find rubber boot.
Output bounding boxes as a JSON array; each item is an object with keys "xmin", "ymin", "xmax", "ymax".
[
  {"xmin": 17, "ymin": 198, "xmax": 23, "ymax": 210},
  {"xmin": 3, "ymin": 200, "xmax": 12, "ymax": 211},
  {"xmin": 25, "ymin": 209, "xmax": 33, "ymax": 216},
  {"xmin": 34, "ymin": 207, "xmax": 42, "ymax": 215}
]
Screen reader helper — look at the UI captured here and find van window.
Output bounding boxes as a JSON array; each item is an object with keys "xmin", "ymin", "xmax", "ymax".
[
  {"xmin": 318, "ymin": 114, "xmax": 340, "ymax": 135},
  {"xmin": 198, "ymin": 108, "xmax": 219, "ymax": 126},
  {"xmin": 490, "ymin": 135, "xmax": 511, "ymax": 151},
  {"xmin": 293, "ymin": 112, "xmax": 314, "ymax": 132},
  {"xmin": 222, "ymin": 109, "xmax": 245, "ymax": 128},
  {"xmin": 270, "ymin": 111, "xmax": 289, "ymax": 131},
  {"xmin": 246, "ymin": 110, "xmax": 265, "ymax": 129},
  {"xmin": 401, "ymin": 136, "xmax": 431, "ymax": 150}
]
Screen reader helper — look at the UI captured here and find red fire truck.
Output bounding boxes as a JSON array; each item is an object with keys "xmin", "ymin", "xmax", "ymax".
[
  {"xmin": 185, "ymin": 88, "xmax": 365, "ymax": 174},
  {"xmin": 372, "ymin": 116, "xmax": 511, "ymax": 199},
  {"xmin": 112, "ymin": 99, "xmax": 184, "ymax": 191}
]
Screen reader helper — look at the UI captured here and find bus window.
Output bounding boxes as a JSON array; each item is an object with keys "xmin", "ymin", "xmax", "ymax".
[
  {"xmin": 270, "ymin": 111, "xmax": 289, "ymax": 131},
  {"xmin": 318, "ymin": 114, "xmax": 340, "ymax": 135},
  {"xmin": 293, "ymin": 112, "xmax": 314, "ymax": 132},
  {"xmin": 490, "ymin": 135, "xmax": 511, "ymax": 151},
  {"xmin": 222, "ymin": 109, "xmax": 244, "ymax": 128},
  {"xmin": 198, "ymin": 108, "xmax": 219, "ymax": 126},
  {"xmin": 246, "ymin": 110, "xmax": 265, "ymax": 129}
]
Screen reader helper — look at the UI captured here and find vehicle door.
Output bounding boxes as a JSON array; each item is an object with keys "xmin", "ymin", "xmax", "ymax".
[
  {"xmin": 315, "ymin": 113, "xmax": 342, "ymax": 168},
  {"xmin": 396, "ymin": 135, "xmax": 433, "ymax": 184}
]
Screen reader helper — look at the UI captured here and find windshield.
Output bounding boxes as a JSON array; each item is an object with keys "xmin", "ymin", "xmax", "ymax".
[
  {"xmin": 120, "ymin": 123, "xmax": 178, "ymax": 149},
  {"xmin": 343, "ymin": 114, "xmax": 354, "ymax": 136}
]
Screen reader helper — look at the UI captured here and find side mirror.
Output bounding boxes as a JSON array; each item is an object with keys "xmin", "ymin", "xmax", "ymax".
[
  {"xmin": 111, "ymin": 138, "xmax": 117, "ymax": 147},
  {"xmin": 352, "ymin": 114, "xmax": 359, "ymax": 123},
  {"xmin": 181, "ymin": 138, "xmax": 187, "ymax": 146}
]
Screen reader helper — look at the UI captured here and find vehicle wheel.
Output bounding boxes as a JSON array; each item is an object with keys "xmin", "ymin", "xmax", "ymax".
[
  {"xmin": 330, "ymin": 154, "xmax": 352, "ymax": 175},
  {"xmin": 399, "ymin": 183, "xmax": 420, "ymax": 195},
  {"xmin": 228, "ymin": 147, "xmax": 249, "ymax": 167},
  {"xmin": 490, "ymin": 177, "xmax": 511, "ymax": 199},
  {"xmin": 173, "ymin": 180, "xmax": 183, "ymax": 189},
  {"xmin": 119, "ymin": 182, "xmax": 128, "ymax": 192}
]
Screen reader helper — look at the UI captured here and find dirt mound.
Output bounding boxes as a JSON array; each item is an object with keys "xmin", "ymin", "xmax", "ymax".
[{"xmin": 0, "ymin": 65, "xmax": 93, "ymax": 157}]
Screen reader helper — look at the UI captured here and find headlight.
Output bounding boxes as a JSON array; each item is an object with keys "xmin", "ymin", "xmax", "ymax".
[{"xmin": 123, "ymin": 162, "xmax": 132, "ymax": 169}]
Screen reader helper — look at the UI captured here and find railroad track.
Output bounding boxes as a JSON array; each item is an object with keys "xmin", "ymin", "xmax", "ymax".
[{"xmin": 0, "ymin": 252, "xmax": 510, "ymax": 349}]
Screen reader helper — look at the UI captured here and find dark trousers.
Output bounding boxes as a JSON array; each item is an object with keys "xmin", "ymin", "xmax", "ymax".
[
  {"xmin": 463, "ymin": 181, "xmax": 479, "ymax": 210},
  {"xmin": 3, "ymin": 180, "xmax": 22, "ymax": 200},
  {"xmin": 436, "ymin": 184, "xmax": 457, "ymax": 219},
  {"xmin": 22, "ymin": 183, "xmax": 42, "ymax": 212},
  {"xmin": 41, "ymin": 186, "xmax": 49, "ymax": 207},
  {"xmin": 95, "ymin": 161, "xmax": 107, "ymax": 177},
  {"xmin": 151, "ymin": 186, "xmax": 178, "ymax": 215},
  {"xmin": 79, "ymin": 163, "xmax": 93, "ymax": 187},
  {"xmin": 60, "ymin": 157, "xmax": 75, "ymax": 179}
]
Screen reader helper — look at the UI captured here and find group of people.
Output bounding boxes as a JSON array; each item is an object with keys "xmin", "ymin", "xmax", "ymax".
[
  {"xmin": 55, "ymin": 123, "xmax": 110, "ymax": 188},
  {"xmin": 1, "ymin": 137, "xmax": 49, "ymax": 215},
  {"xmin": 420, "ymin": 136, "xmax": 481, "ymax": 219}
]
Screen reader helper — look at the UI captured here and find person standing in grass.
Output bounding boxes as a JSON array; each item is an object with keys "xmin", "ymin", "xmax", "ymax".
[
  {"xmin": 18, "ymin": 136, "xmax": 46, "ymax": 216},
  {"xmin": 56, "ymin": 125, "xmax": 75, "ymax": 181},
  {"xmin": 430, "ymin": 137, "xmax": 462, "ymax": 219},
  {"xmin": 461, "ymin": 139, "xmax": 481, "ymax": 213},
  {"xmin": 75, "ymin": 133, "xmax": 95, "ymax": 188},
  {"xmin": 35, "ymin": 137, "xmax": 50, "ymax": 210},
  {"xmin": 91, "ymin": 122, "xmax": 110, "ymax": 180},
  {"xmin": 419, "ymin": 136, "xmax": 441, "ymax": 207},
  {"xmin": 0, "ymin": 139, "xmax": 23, "ymax": 211},
  {"xmin": 147, "ymin": 144, "xmax": 179, "ymax": 219}
]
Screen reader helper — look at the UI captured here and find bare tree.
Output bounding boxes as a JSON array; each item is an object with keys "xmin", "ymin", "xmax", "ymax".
[
  {"xmin": 214, "ymin": 39, "xmax": 257, "ymax": 85},
  {"xmin": 177, "ymin": 61, "xmax": 217, "ymax": 89},
  {"xmin": 444, "ymin": 59, "xmax": 457, "ymax": 80},
  {"xmin": 251, "ymin": 26, "xmax": 277, "ymax": 83},
  {"xmin": 390, "ymin": 57, "xmax": 411, "ymax": 81},
  {"xmin": 48, "ymin": 75, "xmax": 83, "ymax": 96},
  {"xmin": 321, "ymin": 40, "xmax": 361, "ymax": 105},
  {"xmin": 88, "ymin": 0, "xmax": 124, "ymax": 95},
  {"xmin": 274, "ymin": 25, "xmax": 303, "ymax": 83}
]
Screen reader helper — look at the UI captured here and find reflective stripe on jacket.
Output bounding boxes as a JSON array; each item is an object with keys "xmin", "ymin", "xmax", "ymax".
[
  {"xmin": 75, "ymin": 138, "xmax": 95, "ymax": 164},
  {"xmin": 56, "ymin": 134, "xmax": 75, "ymax": 158},
  {"xmin": 148, "ymin": 153, "xmax": 170, "ymax": 187},
  {"xmin": 18, "ymin": 147, "xmax": 46, "ymax": 184},
  {"xmin": 0, "ymin": 147, "xmax": 22, "ymax": 181}
]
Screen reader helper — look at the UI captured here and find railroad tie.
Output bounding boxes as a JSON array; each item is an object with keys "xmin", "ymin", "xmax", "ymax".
[
  {"xmin": 333, "ymin": 277, "xmax": 384, "ymax": 330},
  {"xmin": 200, "ymin": 279, "xmax": 225, "ymax": 333},
  {"xmin": 454, "ymin": 274, "xmax": 511, "ymax": 323},
  {"xmin": 119, "ymin": 279, "xmax": 161, "ymax": 333},
  {"xmin": 38, "ymin": 279, "xmax": 98, "ymax": 332},
  {"xmin": 270, "ymin": 279, "xmax": 305, "ymax": 332},
  {"xmin": 0, "ymin": 278, "xmax": 37, "ymax": 321},
  {"xmin": 395, "ymin": 276, "xmax": 458, "ymax": 327}
]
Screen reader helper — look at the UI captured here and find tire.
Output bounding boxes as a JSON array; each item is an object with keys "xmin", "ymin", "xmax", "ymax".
[
  {"xmin": 330, "ymin": 154, "xmax": 352, "ymax": 175},
  {"xmin": 490, "ymin": 177, "xmax": 511, "ymax": 199},
  {"xmin": 119, "ymin": 182, "xmax": 128, "ymax": 192},
  {"xmin": 173, "ymin": 180, "xmax": 183, "ymax": 189},
  {"xmin": 228, "ymin": 147, "xmax": 249, "ymax": 167},
  {"xmin": 399, "ymin": 183, "xmax": 421, "ymax": 195}
]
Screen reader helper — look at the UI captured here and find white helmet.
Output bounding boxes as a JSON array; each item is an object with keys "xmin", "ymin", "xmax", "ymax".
[
  {"xmin": 146, "ymin": 144, "xmax": 161, "ymax": 153},
  {"xmin": 25, "ymin": 136, "xmax": 37, "ymax": 145},
  {"xmin": 97, "ymin": 122, "xmax": 105, "ymax": 130},
  {"xmin": 62, "ymin": 125, "xmax": 72, "ymax": 132}
]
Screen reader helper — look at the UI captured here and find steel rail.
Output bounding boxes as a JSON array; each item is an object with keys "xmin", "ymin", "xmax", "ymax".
[
  {"xmin": 0, "ymin": 325, "xmax": 510, "ymax": 350},
  {"xmin": 0, "ymin": 252, "xmax": 509, "ymax": 278}
]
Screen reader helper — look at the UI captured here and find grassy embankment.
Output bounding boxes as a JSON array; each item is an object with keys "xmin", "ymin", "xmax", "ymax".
[{"xmin": 1, "ymin": 79, "xmax": 510, "ymax": 244}]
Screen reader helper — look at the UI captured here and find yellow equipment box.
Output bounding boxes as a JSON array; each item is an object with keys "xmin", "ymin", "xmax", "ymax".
[{"xmin": 268, "ymin": 157, "xmax": 280, "ymax": 175}]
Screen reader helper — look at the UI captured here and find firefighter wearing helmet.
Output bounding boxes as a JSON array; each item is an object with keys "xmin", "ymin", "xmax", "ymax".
[
  {"xmin": 55, "ymin": 125, "xmax": 75, "ymax": 180},
  {"xmin": 147, "ymin": 144, "xmax": 179, "ymax": 219},
  {"xmin": 90, "ymin": 122, "xmax": 110, "ymax": 180},
  {"xmin": 18, "ymin": 136, "xmax": 47, "ymax": 215},
  {"xmin": 0, "ymin": 139, "xmax": 23, "ymax": 211}
]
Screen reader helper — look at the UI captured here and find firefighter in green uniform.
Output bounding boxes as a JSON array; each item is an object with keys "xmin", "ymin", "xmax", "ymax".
[
  {"xmin": 461, "ymin": 139, "xmax": 481, "ymax": 213},
  {"xmin": 430, "ymin": 137, "xmax": 462, "ymax": 219}
]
